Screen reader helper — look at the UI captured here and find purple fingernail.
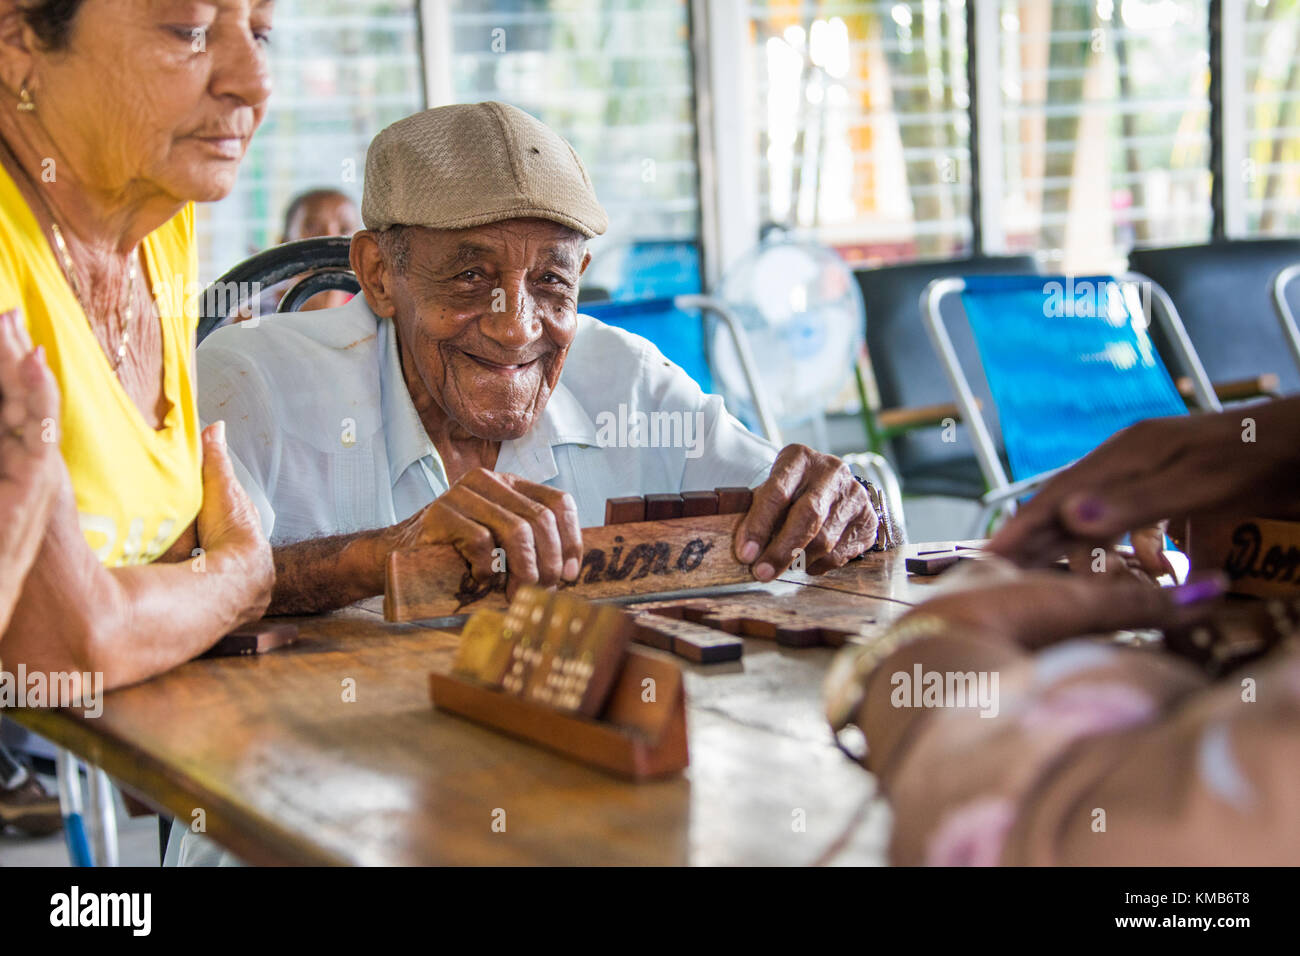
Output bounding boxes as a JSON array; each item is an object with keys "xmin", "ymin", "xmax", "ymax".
[
  {"xmin": 1170, "ymin": 576, "xmax": 1226, "ymax": 606},
  {"xmin": 1074, "ymin": 498, "xmax": 1105, "ymax": 523}
]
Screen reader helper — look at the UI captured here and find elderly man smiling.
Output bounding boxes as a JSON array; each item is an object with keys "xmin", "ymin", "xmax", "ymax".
[{"xmin": 197, "ymin": 103, "xmax": 891, "ymax": 615}]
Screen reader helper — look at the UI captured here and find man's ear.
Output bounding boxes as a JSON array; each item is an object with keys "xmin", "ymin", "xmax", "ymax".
[
  {"xmin": 0, "ymin": 2, "xmax": 37, "ymax": 95},
  {"xmin": 350, "ymin": 230, "xmax": 397, "ymax": 319},
  {"xmin": 579, "ymin": 249, "xmax": 591, "ymax": 276}
]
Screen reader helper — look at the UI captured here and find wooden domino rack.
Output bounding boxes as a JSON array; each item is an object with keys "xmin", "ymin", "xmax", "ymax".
[{"xmin": 429, "ymin": 587, "xmax": 689, "ymax": 779}]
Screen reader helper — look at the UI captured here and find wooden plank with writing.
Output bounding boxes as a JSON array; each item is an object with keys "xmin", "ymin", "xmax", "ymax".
[
  {"xmin": 1188, "ymin": 515, "xmax": 1300, "ymax": 599},
  {"xmin": 385, "ymin": 513, "xmax": 750, "ymax": 621}
]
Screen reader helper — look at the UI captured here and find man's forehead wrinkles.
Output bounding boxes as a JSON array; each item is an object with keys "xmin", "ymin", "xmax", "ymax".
[
  {"xmin": 542, "ymin": 245, "xmax": 581, "ymax": 270},
  {"xmin": 441, "ymin": 243, "xmax": 493, "ymax": 268},
  {"xmin": 431, "ymin": 238, "xmax": 580, "ymax": 272}
]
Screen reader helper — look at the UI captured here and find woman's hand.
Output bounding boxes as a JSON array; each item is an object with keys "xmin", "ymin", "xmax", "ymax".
[
  {"xmin": 195, "ymin": 420, "xmax": 274, "ymax": 627},
  {"xmin": 0, "ymin": 309, "xmax": 62, "ymax": 629},
  {"xmin": 1061, "ymin": 521, "xmax": 1172, "ymax": 582},
  {"xmin": 989, "ymin": 399, "xmax": 1300, "ymax": 574}
]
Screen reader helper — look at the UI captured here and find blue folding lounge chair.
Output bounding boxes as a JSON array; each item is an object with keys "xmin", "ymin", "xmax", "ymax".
[{"xmin": 921, "ymin": 274, "xmax": 1222, "ymax": 528}]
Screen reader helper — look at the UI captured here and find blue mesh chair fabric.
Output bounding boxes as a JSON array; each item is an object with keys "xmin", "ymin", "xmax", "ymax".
[
  {"xmin": 580, "ymin": 297, "xmax": 712, "ymax": 394},
  {"xmin": 957, "ymin": 274, "xmax": 1187, "ymax": 482},
  {"xmin": 855, "ymin": 255, "xmax": 1042, "ymax": 498}
]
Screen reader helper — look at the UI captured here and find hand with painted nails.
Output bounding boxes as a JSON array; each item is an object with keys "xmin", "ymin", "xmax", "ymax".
[
  {"xmin": 732, "ymin": 443, "xmax": 879, "ymax": 582},
  {"xmin": 0, "ymin": 309, "xmax": 63, "ymax": 633},
  {"xmin": 989, "ymin": 397, "xmax": 1300, "ymax": 576},
  {"xmin": 385, "ymin": 468, "xmax": 583, "ymax": 598}
]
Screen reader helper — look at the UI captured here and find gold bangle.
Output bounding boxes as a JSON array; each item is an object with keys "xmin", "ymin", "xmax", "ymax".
[{"xmin": 824, "ymin": 613, "xmax": 954, "ymax": 731}]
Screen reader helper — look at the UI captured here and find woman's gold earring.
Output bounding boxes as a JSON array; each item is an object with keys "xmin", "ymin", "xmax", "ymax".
[{"xmin": 17, "ymin": 87, "xmax": 35, "ymax": 112}]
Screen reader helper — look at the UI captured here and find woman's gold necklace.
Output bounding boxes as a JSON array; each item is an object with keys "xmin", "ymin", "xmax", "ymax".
[
  {"xmin": 48, "ymin": 220, "xmax": 136, "ymax": 372},
  {"xmin": 0, "ymin": 132, "xmax": 139, "ymax": 373}
]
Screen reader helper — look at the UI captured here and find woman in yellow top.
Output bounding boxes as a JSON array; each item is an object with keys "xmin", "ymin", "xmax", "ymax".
[{"xmin": 0, "ymin": 0, "xmax": 275, "ymax": 691}]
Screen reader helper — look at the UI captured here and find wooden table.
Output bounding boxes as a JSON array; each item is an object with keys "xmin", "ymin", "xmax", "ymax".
[{"xmin": 9, "ymin": 547, "xmax": 954, "ymax": 865}]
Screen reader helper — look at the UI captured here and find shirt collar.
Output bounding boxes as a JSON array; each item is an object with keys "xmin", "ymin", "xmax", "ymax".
[
  {"xmin": 379, "ymin": 317, "xmax": 442, "ymax": 488},
  {"xmin": 495, "ymin": 378, "xmax": 599, "ymax": 482},
  {"xmin": 377, "ymin": 314, "xmax": 600, "ymax": 488}
]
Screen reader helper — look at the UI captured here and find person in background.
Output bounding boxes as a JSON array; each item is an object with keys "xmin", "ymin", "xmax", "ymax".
[
  {"xmin": 827, "ymin": 397, "xmax": 1300, "ymax": 864},
  {"xmin": 273, "ymin": 187, "xmax": 359, "ymax": 312},
  {"xmin": 0, "ymin": 0, "xmax": 275, "ymax": 692},
  {"xmin": 228, "ymin": 188, "xmax": 360, "ymax": 324},
  {"xmin": 282, "ymin": 187, "xmax": 360, "ymax": 246}
]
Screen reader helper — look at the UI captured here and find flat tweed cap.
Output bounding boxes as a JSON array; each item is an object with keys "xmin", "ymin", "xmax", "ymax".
[{"xmin": 362, "ymin": 101, "xmax": 608, "ymax": 238}]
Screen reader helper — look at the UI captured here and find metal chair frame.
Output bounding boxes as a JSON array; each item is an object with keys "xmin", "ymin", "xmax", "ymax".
[
  {"xmin": 1271, "ymin": 263, "xmax": 1300, "ymax": 379},
  {"xmin": 676, "ymin": 293, "xmax": 908, "ymax": 542}
]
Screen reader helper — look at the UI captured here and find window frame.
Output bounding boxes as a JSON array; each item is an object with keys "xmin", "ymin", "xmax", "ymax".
[{"xmin": 683, "ymin": 0, "xmax": 1282, "ymax": 271}]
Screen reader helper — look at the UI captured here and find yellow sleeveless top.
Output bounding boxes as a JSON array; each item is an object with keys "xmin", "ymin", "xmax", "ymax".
[{"xmin": 0, "ymin": 164, "xmax": 202, "ymax": 567}]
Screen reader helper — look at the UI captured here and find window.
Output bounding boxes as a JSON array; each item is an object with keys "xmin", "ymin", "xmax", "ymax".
[
  {"xmin": 191, "ymin": 1, "xmax": 1298, "ymax": 290},
  {"xmin": 1242, "ymin": 0, "xmax": 1300, "ymax": 236},
  {"xmin": 441, "ymin": 0, "xmax": 701, "ymax": 293},
  {"xmin": 997, "ymin": 0, "xmax": 1213, "ymax": 272},
  {"xmin": 746, "ymin": 0, "xmax": 973, "ymax": 266},
  {"xmin": 195, "ymin": 0, "xmax": 425, "ymax": 283}
]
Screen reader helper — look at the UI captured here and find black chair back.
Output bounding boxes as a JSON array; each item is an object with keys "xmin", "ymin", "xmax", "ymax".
[
  {"xmin": 854, "ymin": 254, "xmax": 1042, "ymax": 499},
  {"xmin": 1129, "ymin": 239, "xmax": 1300, "ymax": 395},
  {"xmin": 197, "ymin": 236, "xmax": 359, "ymax": 344}
]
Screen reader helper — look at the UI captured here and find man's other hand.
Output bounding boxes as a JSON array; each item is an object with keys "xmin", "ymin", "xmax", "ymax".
[{"xmin": 733, "ymin": 444, "xmax": 879, "ymax": 581}]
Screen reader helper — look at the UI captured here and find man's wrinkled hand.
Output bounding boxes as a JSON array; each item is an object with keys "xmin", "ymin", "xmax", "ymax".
[
  {"xmin": 390, "ymin": 468, "xmax": 583, "ymax": 598},
  {"xmin": 733, "ymin": 444, "xmax": 878, "ymax": 581}
]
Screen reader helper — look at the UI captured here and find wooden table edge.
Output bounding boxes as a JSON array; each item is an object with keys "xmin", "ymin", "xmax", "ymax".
[{"xmin": 7, "ymin": 707, "xmax": 349, "ymax": 866}]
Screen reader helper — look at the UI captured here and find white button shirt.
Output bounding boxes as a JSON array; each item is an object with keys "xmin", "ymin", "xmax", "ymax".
[{"xmin": 195, "ymin": 295, "xmax": 777, "ymax": 542}]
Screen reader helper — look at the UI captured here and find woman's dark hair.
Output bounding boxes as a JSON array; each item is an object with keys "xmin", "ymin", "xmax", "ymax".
[{"xmin": 18, "ymin": 0, "xmax": 86, "ymax": 51}]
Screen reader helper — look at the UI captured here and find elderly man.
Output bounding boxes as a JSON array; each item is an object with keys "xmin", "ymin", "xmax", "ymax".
[{"xmin": 197, "ymin": 102, "xmax": 893, "ymax": 616}]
